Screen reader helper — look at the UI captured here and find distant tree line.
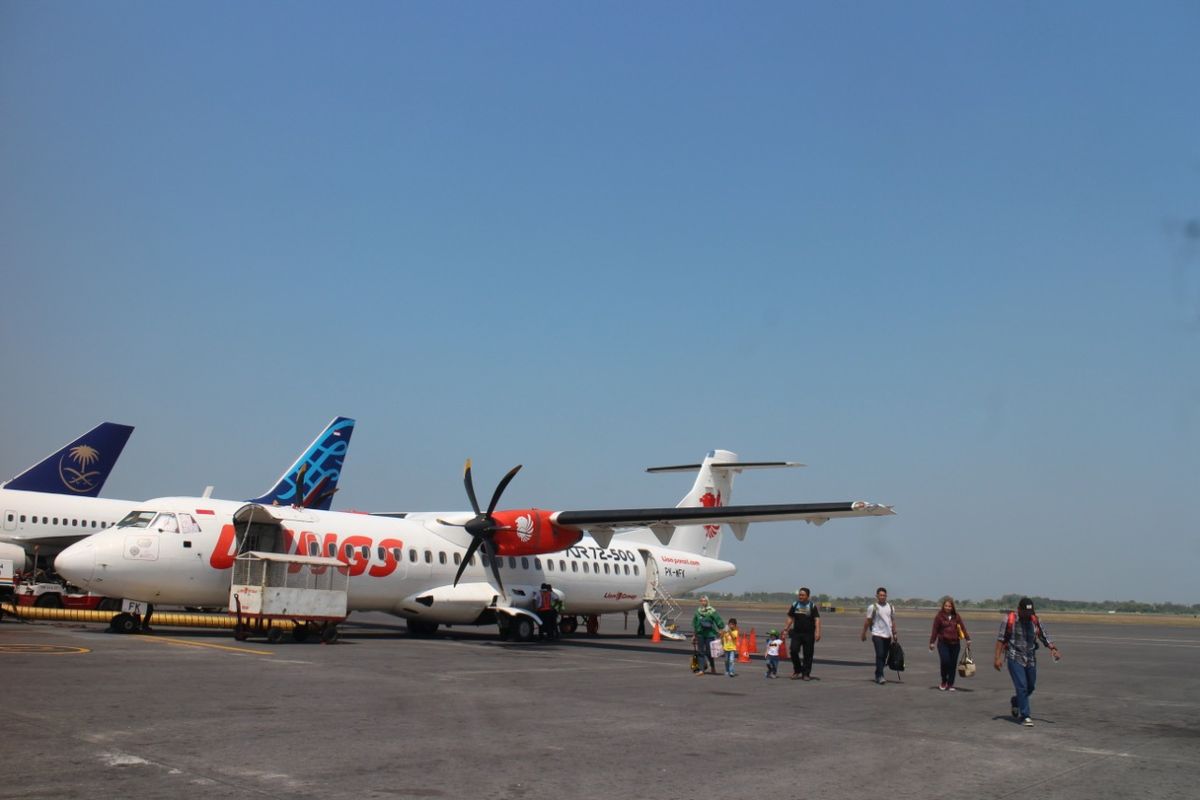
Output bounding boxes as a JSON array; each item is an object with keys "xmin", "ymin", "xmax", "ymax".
[{"xmin": 685, "ymin": 591, "xmax": 1200, "ymax": 615}]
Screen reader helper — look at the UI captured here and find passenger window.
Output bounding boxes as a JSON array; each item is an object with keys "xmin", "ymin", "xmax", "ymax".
[
  {"xmin": 327, "ymin": 542, "xmax": 336, "ymax": 557},
  {"xmin": 559, "ymin": 560, "xmax": 566, "ymax": 572},
  {"xmin": 392, "ymin": 547, "xmax": 403, "ymax": 561},
  {"xmin": 634, "ymin": 566, "xmax": 639, "ymax": 576},
  {"xmin": 453, "ymin": 553, "xmax": 461, "ymax": 565},
  {"xmin": 623, "ymin": 564, "xmax": 630, "ymax": 575},
  {"xmin": 508, "ymin": 557, "xmax": 517, "ymax": 569},
  {"xmin": 53, "ymin": 518, "xmax": 59, "ymax": 525},
  {"xmin": 72, "ymin": 519, "xmax": 78, "ymax": 526},
  {"xmin": 438, "ymin": 552, "xmax": 447, "ymax": 565},
  {"xmin": 534, "ymin": 558, "xmax": 542, "ymax": 570},
  {"xmin": 6, "ymin": 513, "xmax": 12, "ymax": 523},
  {"xmin": 91, "ymin": 520, "xmax": 97, "ymax": 528},
  {"xmin": 309, "ymin": 542, "xmax": 319, "ymax": 556},
  {"xmin": 583, "ymin": 562, "xmax": 590, "ymax": 574},
  {"xmin": 409, "ymin": 549, "xmax": 418, "ymax": 563},
  {"xmin": 19, "ymin": 514, "xmax": 25, "ymax": 523},
  {"xmin": 604, "ymin": 563, "xmax": 610, "ymax": 574},
  {"xmin": 424, "ymin": 550, "xmax": 432, "ymax": 563},
  {"xmin": 546, "ymin": 560, "xmax": 554, "ymax": 572},
  {"xmin": 44, "ymin": 517, "xmax": 49, "ymax": 524},
  {"xmin": 571, "ymin": 561, "xmax": 578, "ymax": 572},
  {"xmin": 361, "ymin": 545, "xmax": 370, "ymax": 559},
  {"xmin": 377, "ymin": 546, "xmax": 386, "ymax": 561},
  {"xmin": 521, "ymin": 557, "xmax": 529, "ymax": 570}
]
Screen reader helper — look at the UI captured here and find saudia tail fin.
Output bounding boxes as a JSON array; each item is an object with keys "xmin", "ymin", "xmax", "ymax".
[
  {"xmin": 246, "ymin": 416, "xmax": 355, "ymax": 510},
  {"xmin": 2, "ymin": 422, "xmax": 134, "ymax": 497},
  {"xmin": 643, "ymin": 450, "xmax": 804, "ymax": 559}
]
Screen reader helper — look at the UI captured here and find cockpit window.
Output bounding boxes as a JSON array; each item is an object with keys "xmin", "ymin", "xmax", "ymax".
[
  {"xmin": 177, "ymin": 513, "xmax": 201, "ymax": 534},
  {"xmin": 116, "ymin": 510, "xmax": 158, "ymax": 529},
  {"xmin": 154, "ymin": 513, "xmax": 179, "ymax": 533}
]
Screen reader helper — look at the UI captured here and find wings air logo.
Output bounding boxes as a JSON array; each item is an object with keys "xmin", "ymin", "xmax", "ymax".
[
  {"xmin": 515, "ymin": 514, "xmax": 535, "ymax": 542},
  {"xmin": 59, "ymin": 444, "xmax": 103, "ymax": 494},
  {"xmin": 699, "ymin": 489, "xmax": 722, "ymax": 539}
]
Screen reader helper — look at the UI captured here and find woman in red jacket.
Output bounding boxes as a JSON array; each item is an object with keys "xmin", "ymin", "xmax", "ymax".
[{"xmin": 929, "ymin": 596, "xmax": 971, "ymax": 691}]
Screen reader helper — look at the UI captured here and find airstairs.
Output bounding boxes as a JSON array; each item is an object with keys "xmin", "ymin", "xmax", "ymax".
[{"xmin": 643, "ymin": 569, "xmax": 686, "ymax": 641}]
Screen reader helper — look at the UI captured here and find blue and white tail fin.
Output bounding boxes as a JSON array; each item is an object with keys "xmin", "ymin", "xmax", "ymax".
[
  {"xmin": 247, "ymin": 416, "xmax": 355, "ymax": 510},
  {"xmin": 645, "ymin": 450, "xmax": 804, "ymax": 559},
  {"xmin": 2, "ymin": 422, "xmax": 134, "ymax": 496}
]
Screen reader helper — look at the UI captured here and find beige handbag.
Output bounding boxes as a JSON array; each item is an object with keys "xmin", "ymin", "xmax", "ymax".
[{"xmin": 958, "ymin": 641, "xmax": 976, "ymax": 678}]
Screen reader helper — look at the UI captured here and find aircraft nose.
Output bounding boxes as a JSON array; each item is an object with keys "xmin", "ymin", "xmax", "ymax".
[{"xmin": 55, "ymin": 539, "xmax": 97, "ymax": 589}]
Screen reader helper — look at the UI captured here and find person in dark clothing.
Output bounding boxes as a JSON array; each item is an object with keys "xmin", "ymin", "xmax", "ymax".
[
  {"xmin": 928, "ymin": 596, "xmax": 970, "ymax": 691},
  {"xmin": 782, "ymin": 587, "xmax": 821, "ymax": 680},
  {"xmin": 636, "ymin": 605, "xmax": 646, "ymax": 637},
  {"xmin": 536, "ymin": 583, "xmax": 557, "ymax": 640}
]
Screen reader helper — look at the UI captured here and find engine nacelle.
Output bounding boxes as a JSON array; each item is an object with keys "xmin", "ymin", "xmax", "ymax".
[
  {"xmin": 0, "ymin": 542, "xmax": 30, "ymax": 573},
  {"xmin": 489, "ymin": 509, "xmax": 582, "ymax": 556}
]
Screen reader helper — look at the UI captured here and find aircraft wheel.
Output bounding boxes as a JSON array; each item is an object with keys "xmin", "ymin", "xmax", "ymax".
[
  {"xmin": 512, "ymin": 616, "xmax": 535, "ymax": 642},
  {"xmin": 110, "ymin": 613, "xmax": 138, "ymax": 634},
  {"xmin": 34, "ymin": 593, "xmax": 64, "ymax": 608},
  {"xmin": 266, "ymin": 627, "xmax": 283, "ymax": 644},
  {"xmin": 407, "ymin": 619, "xmax": 439, "ymax": 636},
  {"xmin": 291, "ymin": 623, "xmax": 311, "ymax": 643},
  {"xmin": 320, "ymin": 624, "xmax": 339, "ymax": 644},
  {"xmin": 234, "ymin": 623, "xmax": 250, "ymax": 642},
  {"xmin": 559, "ymin": 616, "xmax": 578, "ymax": 635}
]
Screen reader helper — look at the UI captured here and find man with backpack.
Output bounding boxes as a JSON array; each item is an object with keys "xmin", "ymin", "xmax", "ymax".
[
  {"xmin": 692, "ymin": 596, "xmax": 724, "ymax": 675},
  {"xmin": 994, "ymin": 597, "xmax": 1061, "ymax": 727},
  {"xmin": 860, "ymin": 587, "xmax": 898, "ymax": 684}
]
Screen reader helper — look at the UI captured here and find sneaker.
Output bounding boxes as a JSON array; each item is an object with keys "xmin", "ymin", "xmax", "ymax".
[
  {"xmin": 876, "ymin": 677, "xmax": 886, "ymax": 685},
  {"xmin": 948, "ymin": 687, "xmax": 957, "ymax": 692},
  {"xmin": 1023, "ymin": 717, "xmax": 1034, "ymax": 727},
  {"xmin": 790, "ymin": 674, "xmax": 801, "ymax": 680},
  {"xmin": 939, "ymin": 682, "xmax": 947, "ymax": 691}
]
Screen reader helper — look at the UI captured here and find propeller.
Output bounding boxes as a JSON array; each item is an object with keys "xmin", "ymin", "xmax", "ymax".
[{"xmin": 439, "ymin": 459, "xmax": 522, "ymax": 594}]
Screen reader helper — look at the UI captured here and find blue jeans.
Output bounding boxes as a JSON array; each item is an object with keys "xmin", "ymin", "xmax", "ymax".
[
  {"xmin": 697, "ymin": 638, "xmax": 716, "ymax": 672},
  {"xmin": 725, "ymin": 650, "xmax": 737, "ymax": 675},
  {"xmin": 872, "ymin": 635, "xmax": 892, "ymax": 681},
  {"xmin": 937, "ymin": 640, "xmax": 961, "ymax": 686},
  {"xmin": 766, "ymin": 655, "xmax": 779, "ymax": 676},
  {"xmin": 1007, "ymin": 659, "xmax": 1038, "ymax": 719}
]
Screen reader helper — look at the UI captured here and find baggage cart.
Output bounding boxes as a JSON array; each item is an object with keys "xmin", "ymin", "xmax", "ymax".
[{"xmin": 230, "ymin": 551, "xmax": 349, "ymax": 643}]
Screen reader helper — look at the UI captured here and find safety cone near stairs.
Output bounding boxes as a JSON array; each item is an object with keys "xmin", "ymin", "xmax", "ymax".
[
  {"xmin": 651, "ymin": 622, "xmax": 662, "ymax": 643},
  {"xmin": 737, "ymin": 632, "xmax": 751, "ymax": 663},
  {"xmin": 749, "ymin": 628, "xmax": 758, "ymax": 653}
]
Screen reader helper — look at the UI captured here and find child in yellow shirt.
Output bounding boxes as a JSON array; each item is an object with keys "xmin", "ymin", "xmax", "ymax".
[{"xmin": 721, "ymin": 619, "xmax": 740, "ymax": 677}]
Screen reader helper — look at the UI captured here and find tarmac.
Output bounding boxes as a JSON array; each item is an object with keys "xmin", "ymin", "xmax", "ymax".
[{"xmin": 2, "ymin": 605, "xmax": 1197, "ymax": 800}]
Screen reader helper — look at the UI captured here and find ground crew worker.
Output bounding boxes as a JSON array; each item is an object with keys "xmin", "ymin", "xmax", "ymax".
[{"xmin": 537, "ymin": 583, "xmax": 557, "ymax": 640}]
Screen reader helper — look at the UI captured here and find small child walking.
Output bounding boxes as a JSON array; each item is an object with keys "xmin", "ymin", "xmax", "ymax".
[
  {"xmin": 765, "ymin": 629, "xmax": 783, "ymax": 678},
  {"xmin": 721, "ymin": 619, "xmax": 740, "ymax": 677}
]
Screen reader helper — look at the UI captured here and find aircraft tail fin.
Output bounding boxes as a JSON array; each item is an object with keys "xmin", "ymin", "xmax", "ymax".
[
  {"xmin": 246, "ymin": 416, "xmax": 355, "ymax": 510},
  {"xmin": 2, "ymin": 422, "xmax": 134, "ymax": 496},
  {"xmin": 644, "ymin": 450, "xmax": 803, "ymax": 559}
]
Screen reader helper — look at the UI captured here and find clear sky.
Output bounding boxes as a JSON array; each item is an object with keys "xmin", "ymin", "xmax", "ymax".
[{"xmin": 2, "ymin": 3, "xmax": 1197, "ymax": 603}]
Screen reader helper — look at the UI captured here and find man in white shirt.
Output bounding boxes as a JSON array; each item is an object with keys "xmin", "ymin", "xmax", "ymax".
[{"xmin": 860, "ymin": 586, "xmax": 898, "ymax": 684}]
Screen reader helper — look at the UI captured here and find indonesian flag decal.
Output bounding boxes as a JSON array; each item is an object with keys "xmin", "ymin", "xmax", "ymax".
[{"xmin": 699, "ymin": 489, "xmax": 722, "ymax": 539}]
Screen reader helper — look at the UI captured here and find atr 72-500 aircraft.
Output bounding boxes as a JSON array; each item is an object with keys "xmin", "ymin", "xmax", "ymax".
[
  {"xmin": 56, "ymin": 450, "xmax": 894, "ymax": 639},
  {"xmin": 0, "ymin": 417, "xmax": 355, "ymax": 572}
]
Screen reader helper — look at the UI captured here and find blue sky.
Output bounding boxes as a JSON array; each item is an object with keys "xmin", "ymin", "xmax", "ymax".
[{"xmin": 2, "ymin": 3, "xmax": 1197, "ymax": 603}]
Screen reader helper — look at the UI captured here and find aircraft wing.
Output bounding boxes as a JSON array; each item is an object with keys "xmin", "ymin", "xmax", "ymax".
[{"xmin": 552, "ymin": 501, "xmax": 894, "ymax": 548}]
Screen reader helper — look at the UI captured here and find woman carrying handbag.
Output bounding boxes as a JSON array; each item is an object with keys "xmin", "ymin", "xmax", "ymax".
[{"xmin": 928, "ymin": 596, "xmax": 971, "ymax": 691}]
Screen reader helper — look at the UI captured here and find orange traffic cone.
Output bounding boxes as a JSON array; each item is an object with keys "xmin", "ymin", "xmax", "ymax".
[
  {"xmin": 737, "ymin": 633, "xmax": 751, "ymax": 663},
  {"xmin": 651, "ymin": 621, "xmax": 662, "ymax": 643},
  {"xmin": 778, "ymin": 636, "xmax": 788, "ymax": 660},
  {"xmin": 748, "ymin": 627, "xmax": 758, "ymax": 653}
]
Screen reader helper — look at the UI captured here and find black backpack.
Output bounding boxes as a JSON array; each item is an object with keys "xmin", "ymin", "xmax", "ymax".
[{"xmin": 887, "ymin": 640, "xmax": 906, "ymax": 673}]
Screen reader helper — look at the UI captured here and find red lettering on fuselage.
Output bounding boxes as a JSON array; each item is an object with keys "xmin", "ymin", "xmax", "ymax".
[{"xmin": 207, "ymin": 525, "xmax": 405, "ymax": 578}]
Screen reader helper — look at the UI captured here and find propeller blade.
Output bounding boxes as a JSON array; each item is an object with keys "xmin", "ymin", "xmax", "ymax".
[
  {"xmin": 453, "ymin": 537, "xmax": 483, "ymax": 587},
  {"xmin": 481, "ymin": 538, "xmax": 504, "ymax": 596},
  {"xmin": 463, "ymin": 459, "xmax": 481, "ymax": 514},
  {"xmin": 486, "ymin": 464, "xmax": 523, "ymax": 516}
]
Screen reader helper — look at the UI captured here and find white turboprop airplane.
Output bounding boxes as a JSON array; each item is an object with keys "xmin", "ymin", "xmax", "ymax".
[
  {"xmin": 0, "ymin": 417, "xmax": 356, "ymax": 574},
  {"xmin": 55, "ymin": 450, "xmax": 894, "ymax": 639}
]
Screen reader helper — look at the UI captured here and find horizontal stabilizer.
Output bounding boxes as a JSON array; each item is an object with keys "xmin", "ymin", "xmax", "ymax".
[{"xmin": 646, "ymin": 461, "xmax": 804, "ymax": 473}]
